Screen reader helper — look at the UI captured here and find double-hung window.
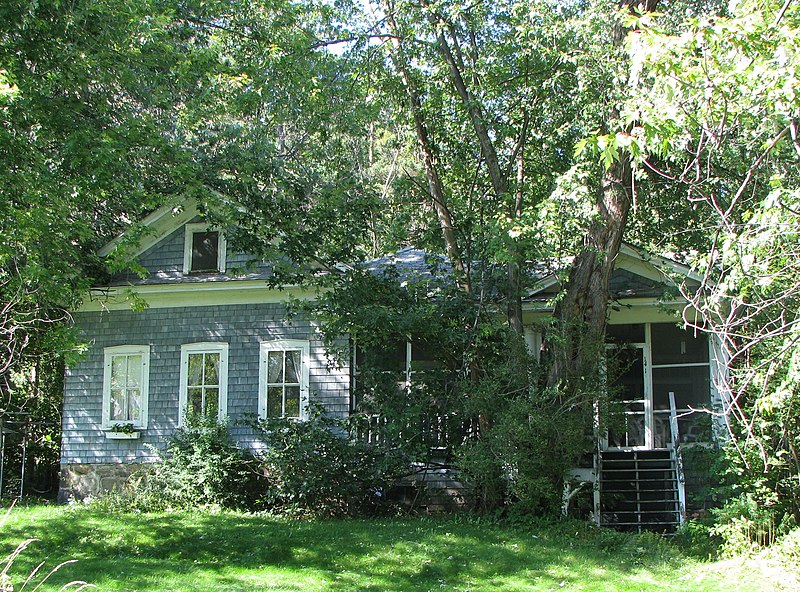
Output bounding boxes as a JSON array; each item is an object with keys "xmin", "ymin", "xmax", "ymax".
[
  {"xmin": 102, "ymin": 345, "xmax": 150, "ymax": 429},
  {"xmin": 179, "ymin": 343, "xmax": 229, "ymax": 423},
  {"xmin": 259, "ymin": 340, "xmax": 310, "ymax": 420},
  {"xmin": 183, "ymin": 223, "xmax": 226, "ymax": 274}
]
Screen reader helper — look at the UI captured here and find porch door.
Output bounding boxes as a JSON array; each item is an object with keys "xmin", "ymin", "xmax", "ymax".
[{"xmin": 606, "ymin": 342, "xmax": 655, "ymax": 450}]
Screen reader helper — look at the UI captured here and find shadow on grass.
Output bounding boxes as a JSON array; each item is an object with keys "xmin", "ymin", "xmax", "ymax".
[{"xmin": 1, "ymin": 506, "xmax": 706, "ymax": 591}]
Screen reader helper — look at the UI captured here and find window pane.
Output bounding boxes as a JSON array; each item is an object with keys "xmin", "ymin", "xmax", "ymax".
[
  {"xmin": 652, "ymin": 366, "xmax": 710, "ymax": 410},
  {"xmin": 128, "ymin": 389, "xmax": 141, "ymax": 421},
  {"xmin": 204, "ymin": 353, "xmax": 220, "ymax": 386},
  {"xmin": 204, "ymin": 388, "xmax": 219, "ymax": 417},
  {"xmin": 111, "ymin": 356, "xmax": 127, "ymax": 389},
  {"xmin": 267, "ymin": 386, "xmax": 283, "ymax": 417},
  {"xmin": 191, "ymin": 231, "xmax": 219, "ymax": 272},
  {"xmin": 188, "ymin": 387, "xmax": 204, "ymax": 415},
  {"xmin": 126, "ymin": 355, "xmax": 142, "ymax": 387},
  {"xmin": 110, "ymin": 389, "xmax": 126, "ymax": 420},
  {"xmin": 285, "ymin": 386, "xmax": 300, "ymax": 418},
  {"xmin": 651, "ymin": 323, "xmax": 708, "ymax": 364},
  {"xmin": 188, "ymin": 354, "xmax": 203, "ymax": 386},
  {"xmin": 268, "ymin": 351, "xmax": 284, "ymax": 383},
  {"xmin": 285, "ymin": 350, "xmax": 300, "ymax": 384}
]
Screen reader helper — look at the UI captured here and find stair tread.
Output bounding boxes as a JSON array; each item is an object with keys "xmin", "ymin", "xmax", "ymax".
[
  {"xmin": 601, "ymin": 487, "xmax": 679, "ymax": 491},
  {"xmin": 601, "ymin": 521, "xmax": 680, "ymax": 524},
  {"xmin": 601, "ymin": 467, "xmax": 675, "ymax": 471},
  {"xmin": 601, "ymin": 512, "xmax": 679, "ymax": 516},
  {"xmin": 601, "ymin": 500, "xmax": 679, "ymax": 505}
]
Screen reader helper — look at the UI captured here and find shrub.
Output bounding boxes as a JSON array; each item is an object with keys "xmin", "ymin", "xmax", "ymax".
[
  {"xmin": 111, "ymin": 414, "xmax": 265, "ymax": 512},
  {"xmin": 252, "ymin": 406, "xmax": 410, "ymax": 516},
  {"xmin": 456, "ymin": 344, "xmax": 593, "ymax": 516}
]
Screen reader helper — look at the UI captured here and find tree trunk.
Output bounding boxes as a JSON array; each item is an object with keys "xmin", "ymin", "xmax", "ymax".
[
  {"xmin": 545, "ymin": 0, "xmax": 658, "ymax": 390},
  {"xmin": 547, "ymin": 158, "xmax": 632, "ymax": 389},
  {"xmin": 382, "ymin": 2, "xmax": 470, "ymax": 293},
  {"xmin": 425, "ymin": 7, "xmax": 525, "ymax": 332}
]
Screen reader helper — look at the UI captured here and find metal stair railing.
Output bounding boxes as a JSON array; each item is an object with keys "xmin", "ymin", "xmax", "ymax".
[{"xmin": 668, "ymin": 391, "xmax": 687, "ymax": 527}]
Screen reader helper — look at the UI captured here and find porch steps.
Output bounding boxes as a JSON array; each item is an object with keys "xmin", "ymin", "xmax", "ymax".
[{"xmin": 598, "ymin": 450, "xmax": 681, "ymax": 533}]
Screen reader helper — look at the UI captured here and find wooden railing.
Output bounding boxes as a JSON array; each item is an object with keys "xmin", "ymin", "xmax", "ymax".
[{"xmin": 353, "ymin": 413, "xmax": 479, "ymax": 453}]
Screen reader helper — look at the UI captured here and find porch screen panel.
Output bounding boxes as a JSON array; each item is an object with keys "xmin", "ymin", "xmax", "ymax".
[
  {"xmin": 650, "ymin": 323, "xmax": 712, "ymax": 444},
  {"xmin": 652, "ymin": 367, "xmax": 710, "ymax": 411},
  {"xmin": 653, "ymin": 366, "xmax": 711, "ymax": 443},
  {"xmin": 607, "ymin": 347, "xmax": 646, "ymax": 448},
  {"xmin": 610, "ymin": 347, "xmax": 645, "ymax": 400},
  {"xmin": 607, "ymin": 323, "xmax": 645, "ymax": 344},
  {"xmin": 356, "ymin": 342, "xmax": 406, "ymax": 372},
  {"xmin": 651, "ymin": 324, "xmax": 708, "ymax": 364}
]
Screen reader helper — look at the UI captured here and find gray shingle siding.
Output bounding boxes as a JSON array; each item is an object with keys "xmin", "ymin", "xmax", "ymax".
[
  {"xmin": 111, "ymin": 223, "xmax": 272, "ymax": 284},
  {"xmin": 62, "ymin": 302, "xmax": 350, "ymax": 465},
  {"xmin": 137, "ymin": 225, "xmax": 185, "ymax": 274}
]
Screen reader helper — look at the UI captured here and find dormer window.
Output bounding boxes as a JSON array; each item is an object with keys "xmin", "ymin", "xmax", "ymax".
[{"xmin": 183, "ymin": 223, "xmax": 226, "ymax": 274}]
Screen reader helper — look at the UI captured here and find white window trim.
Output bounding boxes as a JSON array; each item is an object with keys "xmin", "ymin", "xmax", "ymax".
[
  {"xmin": 259, "ymin": 339, "xmax": 310, "ymax": 420},
  {"xmin": 183, "ymin": 223, "xmax": 227, "ymax": 274},
  {"xmin": 102, "ymin": 345, "xmax": 150, "ymax": 430},
  {"xmin": 179, "ymin": 342, "xmax": 229, "ymax": 424}
]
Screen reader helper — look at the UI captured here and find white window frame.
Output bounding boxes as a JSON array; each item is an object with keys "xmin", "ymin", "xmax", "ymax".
[
  {"xmin": 259, "ymin": 339, "xmax": 310, "ymax": 420},
  {"xmin": 179, "ymin": 342, "xmax": 229, "ymax": 424},
  {"xmin": 102, "ymin": 345, "xmax": 150, "ymax": 429},
  {"xmin": 183, "ymin": 223, "xmax": 226, "ymax": 274}
]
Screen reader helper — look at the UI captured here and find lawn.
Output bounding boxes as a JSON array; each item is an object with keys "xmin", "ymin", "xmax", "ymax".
[{"xmin": 0, "ymin": 504, "xmax": 791, "ymax": 591}]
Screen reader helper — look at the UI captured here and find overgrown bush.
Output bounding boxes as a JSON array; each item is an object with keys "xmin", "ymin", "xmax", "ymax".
[
  {"xmin": 113, "ymin": 414, "xmax": 265, "ymax": 512},
  {"xmin": 252, "ymin": 406, "xmax": 410, "ymax": 516},
  {"xmin": 301, "ymin": 269, "xmax": 597, "ymax": 517},
  {"xmin": 457, "ymin": 342, "xmax": 593, "ymax": 516},
  {"xmin": 702, "ymin": 437, "xmax": 798, "ymax": 556}
]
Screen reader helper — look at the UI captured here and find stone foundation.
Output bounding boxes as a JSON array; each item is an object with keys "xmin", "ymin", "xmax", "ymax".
[{"xmin": 58, "ymin": 463, "xmax": 143, "ymax": 503}]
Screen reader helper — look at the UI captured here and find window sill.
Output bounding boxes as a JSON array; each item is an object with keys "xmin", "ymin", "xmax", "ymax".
[{"xmin": 104, "ymin": 431, "xmax": 141, "ymax": 440}]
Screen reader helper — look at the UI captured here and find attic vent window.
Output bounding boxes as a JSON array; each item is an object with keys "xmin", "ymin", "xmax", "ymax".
[{"xmin": 183, "ymin": 223, "xmax": 226, "ymax": 274}]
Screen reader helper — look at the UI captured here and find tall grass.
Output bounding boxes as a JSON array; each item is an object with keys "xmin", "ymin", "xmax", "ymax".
[{"xmin": 1, "ymin": 502, "xmax": 93, "ymax": 591}]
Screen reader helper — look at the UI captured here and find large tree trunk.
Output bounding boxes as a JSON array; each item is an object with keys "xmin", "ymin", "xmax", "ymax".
[
  {"xmin": 546, "ymin": 158, "xmax": 632, "ymax": 389},
  {"xmin": 545, "ymin": 0, "xmax": 657, "ymax": 391}
]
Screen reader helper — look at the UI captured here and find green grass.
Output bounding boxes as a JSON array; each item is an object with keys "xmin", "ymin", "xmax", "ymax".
[{"xmin": 0, "ymin": 504, "xmax": 788, "ymax": 591}]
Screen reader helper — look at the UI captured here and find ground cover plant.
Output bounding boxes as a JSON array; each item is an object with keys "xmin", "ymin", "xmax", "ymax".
[{"xmin": 2, "ymin": 504, "xmax": 798, "ymax": 592}]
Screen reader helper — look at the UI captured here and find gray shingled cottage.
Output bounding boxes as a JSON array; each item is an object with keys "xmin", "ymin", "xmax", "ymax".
[{"xmin": 60, "ymin": 199, "xmax": 729, "ymax": 531}]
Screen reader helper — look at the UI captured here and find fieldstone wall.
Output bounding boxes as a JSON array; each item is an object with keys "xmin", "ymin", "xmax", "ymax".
[{"xmin": 58, "ymin": 463, "xmax": 143, "ymax": 502}]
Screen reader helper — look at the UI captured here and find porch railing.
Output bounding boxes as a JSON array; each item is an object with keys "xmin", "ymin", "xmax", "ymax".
[{"xmin": 353, "ymin": 413, "xmax": 479, "ymax": 453}]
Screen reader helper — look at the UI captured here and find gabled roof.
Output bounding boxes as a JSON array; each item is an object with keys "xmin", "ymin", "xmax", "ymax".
[
  {"xmin": 524, "ymin": 243, "xmax": 702, "ymax": 301},
  {"xmin": 98, "ymin": 198, "xmax": 200, "ymax": 258},
  {"xmin": 97, "ymin": 196, "xmax": 701, "ymax": 303}
]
